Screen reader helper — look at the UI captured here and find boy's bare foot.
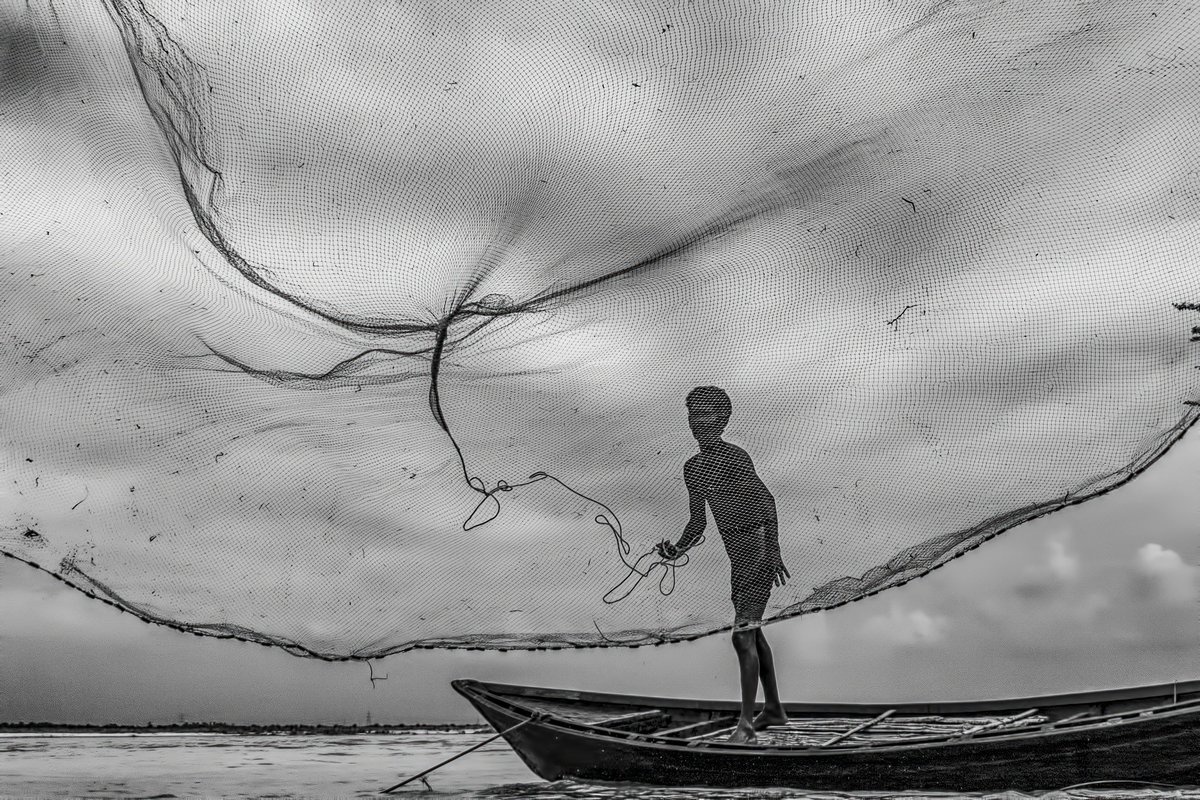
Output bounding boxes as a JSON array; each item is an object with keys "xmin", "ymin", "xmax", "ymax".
[
  {"xmin": 728, "ymin": 721, "xmax": 757, "ymax": 743},
  {"xmin": 753, "ymin": 706, "xmax": 789, "ymax": 731}
]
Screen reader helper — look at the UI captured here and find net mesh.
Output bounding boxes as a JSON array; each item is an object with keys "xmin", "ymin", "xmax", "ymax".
[{"xmin": 2, "ymin": 0, "xmax": 1198, "ymax": 658}]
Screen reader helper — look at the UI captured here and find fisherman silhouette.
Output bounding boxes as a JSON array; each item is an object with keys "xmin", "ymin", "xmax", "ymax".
[{"xmin": 657, "ymin": 386, "xmax": 790, "ymax": 743}]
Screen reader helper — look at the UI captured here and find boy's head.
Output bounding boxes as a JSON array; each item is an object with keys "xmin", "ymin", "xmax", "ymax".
[{"xmin": 686, "ymin": 386, "xmax": 731, "ymax": 445}]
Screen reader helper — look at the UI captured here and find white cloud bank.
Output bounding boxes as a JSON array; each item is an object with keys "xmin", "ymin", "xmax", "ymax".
[
  {"xmin": 1133, "ymin": 543, "xmax": 1199, "ymax": 608},
  {"xmin": 862, "ymin": 603, "xmax": 949, "ymax": 647}
]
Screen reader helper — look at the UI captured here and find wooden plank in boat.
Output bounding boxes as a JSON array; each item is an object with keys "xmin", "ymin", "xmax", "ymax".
[
  {"xmin": 820, "ymin": 709, "xmax": 895, "ymax": 747},
  {"xmin": 594, "ymin": 709, "xmax": 668, "ymax": 732},
  {"xmin": 595, "ymin": 709, "xmax": 662, "ymax": 726},
  {"xmin": 1055, "ymin": 695, "xmax": 1200, "ymax": 729},
  {"xmin": 657, "ymin": 716, "xmax": 739, "ymax": 739},
  {"xmin": 686, "ymin": 719, "xmax": 739, "ymax": 738},
  {"xmin": 961, "ymin": 708, "xmax": 1039, "ymax": 736},
  {"xmin": 517, "ymin": 698, "xmax": 620, "ymax": 725}
]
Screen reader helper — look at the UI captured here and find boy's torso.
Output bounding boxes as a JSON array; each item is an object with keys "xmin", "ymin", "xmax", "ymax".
[{"xmin": 685, "ymin": 440, "xmax": 774, "ymax": 541}]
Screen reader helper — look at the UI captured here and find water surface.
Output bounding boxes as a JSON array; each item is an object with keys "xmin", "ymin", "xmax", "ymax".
[{"xmin": 3, "ymin": 732, "xmax": 1198, "ymax": 799}]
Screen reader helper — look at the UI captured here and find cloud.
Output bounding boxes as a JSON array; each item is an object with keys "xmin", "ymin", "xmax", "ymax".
[
  {"xmin": 1047, "ymin": 536, "xmax": 1080, "ymax": 582},
  {"xmin": 1131, "ymin": 543, "xmax": 1198, "ymax": 608},
  {"xmin": 779, "ymin": 610, "xmax": 834, "ymax": 664},
  {"xmin": 950, "ymin": 528, "xmax": 1199, "ymax": 656},
  {"xmin": 1012, "ymin": 529, "xmax": 1079, "ymax": 600},
  {"xmin": 862, "ymin": 603, "xmax": 948, "ymax": 647}
]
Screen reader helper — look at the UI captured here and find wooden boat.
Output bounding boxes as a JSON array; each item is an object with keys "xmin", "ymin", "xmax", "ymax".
[{"xmin": 452, "ymin": 677, "xmax": 1200, "ymax": 791}]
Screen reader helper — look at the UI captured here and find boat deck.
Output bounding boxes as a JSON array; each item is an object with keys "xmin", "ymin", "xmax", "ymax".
[
  {"xmin": 693, "ymin": 712, "xmax": 1051, "ymax": 746},
  {"xmin": 504, "ymin": 685, "xmax": 1200, "ymax": 749},
  {"xmin": 514, "ymin": 694, "xmax": 1059, "ymax": 746}
]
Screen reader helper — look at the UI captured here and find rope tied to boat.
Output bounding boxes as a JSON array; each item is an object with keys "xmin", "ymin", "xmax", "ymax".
[{"xmin": 380, "ymin": 712, "xmax": 548, "ymax": 793}]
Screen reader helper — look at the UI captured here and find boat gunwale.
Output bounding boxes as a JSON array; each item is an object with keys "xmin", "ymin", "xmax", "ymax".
[
  {"xmin": 461, "ymin": 677, "xmax": 1200, "ymax": 716},
  {"xmin": 451, "ymin": 678, "xmax": 1200, "ymax": 756}
]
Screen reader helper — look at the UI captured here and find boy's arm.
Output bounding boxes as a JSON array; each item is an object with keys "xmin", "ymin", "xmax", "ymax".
[
  {"xmin": 764, "ymin": 494, "xmax": 790, "ymax": 586},
  {"xmin": 675, "ymin": 480, "xmax": 707, "ymax": 551},
  {"xmin": 765, "ymin": 495, "xmax": 781, "ymax": 560},
  {"xmin": 659, "ymin": 464, "xmax": 706, "ymax": 559}
]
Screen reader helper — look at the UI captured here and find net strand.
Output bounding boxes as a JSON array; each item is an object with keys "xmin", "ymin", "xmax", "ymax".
[{"xmin": 426, "ymin": 323, "xmax": 701, "ymax": 604}]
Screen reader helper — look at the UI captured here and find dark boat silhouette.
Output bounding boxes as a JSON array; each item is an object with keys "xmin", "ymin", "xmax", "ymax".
[{"xmin": 452, "ymin": 678, "xmax": 1200, "ymax": 791}]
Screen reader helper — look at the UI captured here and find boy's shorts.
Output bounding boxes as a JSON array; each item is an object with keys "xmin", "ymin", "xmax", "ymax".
[{"xmin": 725, "ymin": 524, "xmax": 774, "ymax": 627}]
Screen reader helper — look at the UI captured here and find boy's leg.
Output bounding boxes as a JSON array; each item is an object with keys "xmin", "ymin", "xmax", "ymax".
[
  {"xmin": 730, "ymin": 629, "xmax": 759, "ymax": 742},
  {"xmin": 752, "ymin": 629, "xmax": 788, "ymax": 729}
]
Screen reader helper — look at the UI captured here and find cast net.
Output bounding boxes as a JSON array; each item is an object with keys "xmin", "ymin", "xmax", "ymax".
[{"xmin": 2, "ymin": 0, "xmax": 1198, "ymax": 658}]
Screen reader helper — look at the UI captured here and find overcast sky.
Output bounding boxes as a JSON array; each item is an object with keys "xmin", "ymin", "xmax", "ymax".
[{"xmin": 3, "ymin": 0, "xmax": 1200, "ymax": 723}]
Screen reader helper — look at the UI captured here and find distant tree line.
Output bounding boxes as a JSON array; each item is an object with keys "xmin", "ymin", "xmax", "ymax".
[{"xmin": 0, "ymin": 721, "xmax": 487, "ymax": 735}]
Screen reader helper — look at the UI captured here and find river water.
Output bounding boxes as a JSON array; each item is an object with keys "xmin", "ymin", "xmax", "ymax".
[{"xmin": 3, "ymin": 731, "xmax": 1198, "ymax": 799}]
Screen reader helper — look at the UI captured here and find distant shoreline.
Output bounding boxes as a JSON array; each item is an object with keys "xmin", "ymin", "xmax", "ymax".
[{"xmin": 0, "ymin": 721, "xmax": 489, "ymax": 736}]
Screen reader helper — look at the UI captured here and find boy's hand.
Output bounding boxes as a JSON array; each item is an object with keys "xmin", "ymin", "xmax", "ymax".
[{"xmin": 772, "ymin": 557, "xmax": 790, "ymax": 588}]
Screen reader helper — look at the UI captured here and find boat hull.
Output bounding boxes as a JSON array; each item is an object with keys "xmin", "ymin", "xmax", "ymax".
[{"xmin": 452, "ymin": 679, "xmax": 1200, "ymax": 791}]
